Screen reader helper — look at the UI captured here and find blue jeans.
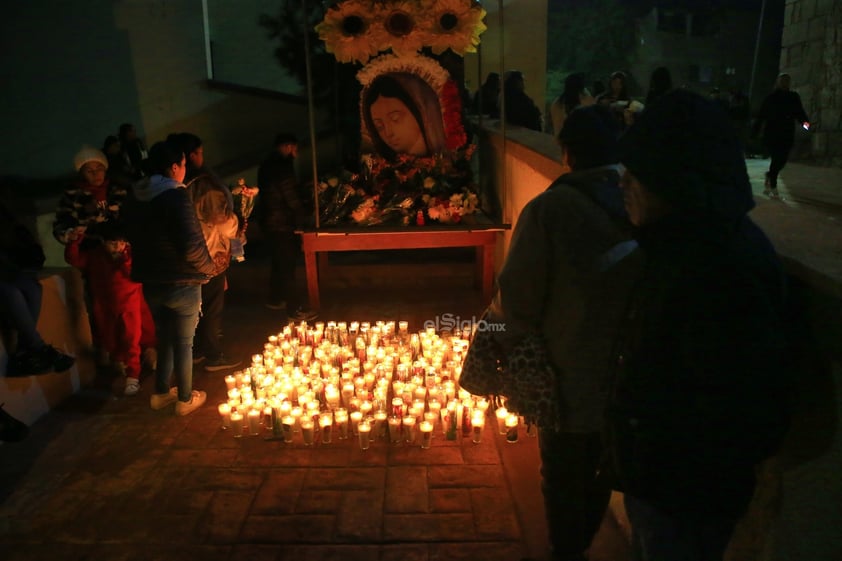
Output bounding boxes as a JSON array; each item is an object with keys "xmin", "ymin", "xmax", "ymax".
[
  {"xmin": 625, "ymin": 495, "xmax": 737, "ymax": 561},
  {"xmin": 143, "ymin": 284, "xmax": 201, "ymax": 402},
  {"xmin": 0, "ymin": 272, "xmax": 44, "ymax": 351}
]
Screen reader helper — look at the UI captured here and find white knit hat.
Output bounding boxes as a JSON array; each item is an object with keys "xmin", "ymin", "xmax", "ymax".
[{"xmin": 73, "ymin": 146, "xmax": 109, "ymax": 172}]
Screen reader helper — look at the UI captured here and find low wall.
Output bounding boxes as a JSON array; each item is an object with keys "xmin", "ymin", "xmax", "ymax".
[{"xmin": 0, "ymin": 270, "xmax": 95, "ymax": 427}]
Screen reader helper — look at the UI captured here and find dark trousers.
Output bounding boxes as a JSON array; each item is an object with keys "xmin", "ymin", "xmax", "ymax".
[
  {"xmin": 267, "ymin": 231, "xmax": 301, "ymax": 310},
  {"xmin": 625, "ymin": 495, "xmax": 737, "ymax": 561},
  {"xmin": 0, "ymin": 272, "xmax": 44, "ymax": 351},
  {"xmin": 195, "ymin": 272, "xmax": 225, "ymax": 359},
  {"xmin": 538, "ymin": 429, "xmax": 610, "ymax": 560},
  {"xmin": 766, "ymin": 142, "xmax": 792, "ymax": 189}
]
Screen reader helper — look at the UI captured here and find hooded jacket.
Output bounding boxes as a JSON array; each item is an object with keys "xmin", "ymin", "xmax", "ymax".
[
  {"xmin": 122, "ymin": 174, "xmax": 215, "ymax": 285},
  {"xmin": 609, "ymin": 90, "xmax": 790, "ymax": 520},
  {"xmin": 487, "ymin": 165, "xmax": 641, "ymax": 432}
]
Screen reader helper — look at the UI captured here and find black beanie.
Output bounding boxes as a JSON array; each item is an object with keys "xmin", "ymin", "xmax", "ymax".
[
  {"xmin": 618, "ymin": 89, "xmax": 754, "ymax": 219},
  {"xmin": 558, "ymin": 104, "xmax": 619, "ymax": 170}
]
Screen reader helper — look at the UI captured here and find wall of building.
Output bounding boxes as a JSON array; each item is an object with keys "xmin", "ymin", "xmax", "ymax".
[
  {"xmin": 781, "ymin": 0, "xmax": 842, "ymax": 166},
  {"xmin": 0, "ymin": 0, "xmax": 309, "ymax": 182}
]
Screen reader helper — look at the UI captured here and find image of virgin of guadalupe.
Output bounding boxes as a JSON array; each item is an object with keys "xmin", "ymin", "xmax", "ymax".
[{"xmin": 361, "ymin": 72, "xmax": 448, "ymax": 161}]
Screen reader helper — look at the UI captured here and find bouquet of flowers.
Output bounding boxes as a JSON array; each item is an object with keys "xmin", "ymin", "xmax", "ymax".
[
  {"xmin": 230, "ymin": 178, "xmax": 259, "ymax": 262},
  {"xmin": 317, "ymin": 144, "xmax": 480, "ymax": 227}
]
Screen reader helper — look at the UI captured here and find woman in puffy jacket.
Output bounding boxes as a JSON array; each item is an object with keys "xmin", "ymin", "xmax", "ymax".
[{"xmin": 122, "ymin": 139, "xmax": 215, "ymax": 417}]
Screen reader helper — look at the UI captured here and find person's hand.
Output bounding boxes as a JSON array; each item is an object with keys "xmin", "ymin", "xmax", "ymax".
[{"xmin": 66, "ymin": 226, "xmax": 86, "ymax": 242}]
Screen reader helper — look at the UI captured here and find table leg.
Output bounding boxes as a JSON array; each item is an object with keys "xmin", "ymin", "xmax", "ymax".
[
  {"xmin": 481, "ymin": 243, "xmax": 495, "ymax": 302},
  {"xmin": 304, "ymin": 249, "xmax": 320, "ymax": 310}
]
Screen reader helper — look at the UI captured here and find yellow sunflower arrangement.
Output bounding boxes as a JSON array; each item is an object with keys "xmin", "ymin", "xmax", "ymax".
[
  {"xmin": 315, "ymin": 2, "xmax": 382, "ymax": 64},
  {"xmin": 424, "ymin": 0, "xmax": 487, "ymax": 56},
  {"xmin": 316, "ymin": 0, "xmax": 487, "ymax": 64}
]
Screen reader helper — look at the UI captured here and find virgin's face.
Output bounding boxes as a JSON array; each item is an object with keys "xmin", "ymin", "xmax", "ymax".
[{"xmin": 370, "ymin": 95, "xmax": 427, "ymax": 156}]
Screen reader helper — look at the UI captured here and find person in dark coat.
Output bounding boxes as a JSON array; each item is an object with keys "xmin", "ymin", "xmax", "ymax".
[
  {"xmin": 471, "ymin": 72, "xmax": 500, "ymax": 117},
  {"xmin": 752, "ymin": 73, "xmax": 810, "ymax": 199},
  {"xmin": 486, "ymin": 105, "xmax": 641, "ymax": 561},
  {"xmin": 501, "ymin": 70, "xmax": 542, "ymax": 131},
  {"xmin": 611, "ymin": 89, "xmax": 791, "ymax": 561},
  {"xmin": 256, "ymin": 133, "xmax": 317, "ymax": 321},
  {"xmin": 122, "ymin": 139, "xmax": 216, "ymax": 416}
]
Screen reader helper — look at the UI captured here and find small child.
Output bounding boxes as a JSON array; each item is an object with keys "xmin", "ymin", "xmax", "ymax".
[{"xmin": 65, "ymin": 222, "xmax": 152, "ymax": 396}]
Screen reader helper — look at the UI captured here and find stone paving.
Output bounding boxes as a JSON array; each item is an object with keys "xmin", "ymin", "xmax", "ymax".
[{"xmin": 0, "ymin": 252, "xmax": 570, "ymax": 561}]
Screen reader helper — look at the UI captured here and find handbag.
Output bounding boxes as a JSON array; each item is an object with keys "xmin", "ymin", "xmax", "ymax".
[{"xmin": 460, "ymin": 311, "xmax": 563, "ymax": 430}]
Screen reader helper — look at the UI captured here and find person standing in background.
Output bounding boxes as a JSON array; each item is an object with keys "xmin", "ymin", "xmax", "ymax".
[
  {"xmin": 257, "ymin": 133, "xmax": 318, "ymax": 322},
  {"xmin": 752, "ymin": 73, "xmax": 810, "ymax": 199}
]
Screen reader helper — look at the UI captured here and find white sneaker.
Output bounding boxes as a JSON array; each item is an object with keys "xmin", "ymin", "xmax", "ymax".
[
  {"xmin": 150, "ymin": 387, "xmax": 178, "ymax": 410},
  {"xmin": 124, "ymin": 378, "xmax": 140, "ymax": 397},
  {"xmin": 175, "ymin": 390, "xmax": 207, "ymax": 416}
]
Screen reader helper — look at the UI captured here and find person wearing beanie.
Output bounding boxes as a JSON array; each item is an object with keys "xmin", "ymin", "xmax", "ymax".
[
  {"xmin": 479, "ymin": 104, "xmax": 642, "ymax": 561},
  {"xmin": 53, "ymin": 146, "xmax": 128, "ymax": 245},
  {"xmin": 608, "ymin": 89, "xmax": 790, "ymax": 560}
]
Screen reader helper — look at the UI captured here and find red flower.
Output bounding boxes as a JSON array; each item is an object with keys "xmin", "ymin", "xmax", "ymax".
[{"xmin": 440, "ymin": 80, "xmax": 467, "ymax": 150}]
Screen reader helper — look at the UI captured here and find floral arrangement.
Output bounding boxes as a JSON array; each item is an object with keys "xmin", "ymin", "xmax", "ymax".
[
  {"xmin": 316, "ymin": 0, "xmax": 487, "ymax": 64},
  {"xmin": 317, "ymin": 144, "xmax": 479, "ymax": 227}
]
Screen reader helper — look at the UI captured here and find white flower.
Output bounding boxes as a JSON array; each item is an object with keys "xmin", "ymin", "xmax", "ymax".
[
  {"xmin": 423, "ymin": 177, "xmax": 436, "ymax": 189},
  {"xmin": 327, "ymin": 177, "xmax": 339, "ymax": 187},
  {"xmin": 357, "ymin": 53, "xmax": 449, "ymax": 91}
]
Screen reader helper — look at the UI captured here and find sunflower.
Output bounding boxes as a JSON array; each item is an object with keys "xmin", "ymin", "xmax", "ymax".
[
  {"xmin": 371, "ymin": 0, "xmax": 428, "ymax": 58},
  {"xmin": 424, "ymin": 0, "xmax": 487, "ymax": 56},
  {"xmin": 315, "ymin": 2, "xmax": 382, "ymax": 64}
]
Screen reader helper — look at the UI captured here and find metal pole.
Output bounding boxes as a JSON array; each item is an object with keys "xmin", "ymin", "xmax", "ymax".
[
  {"xmin": 748, "ymin": 0, "xmax": 767, "ymax": 105},
  {"xmin": 497, "ymin": 0, "xmax": 507, "ymax": 224},
  {"xmin": 303, "ymin": 0, "xmax": 321, "ymax": 228}
]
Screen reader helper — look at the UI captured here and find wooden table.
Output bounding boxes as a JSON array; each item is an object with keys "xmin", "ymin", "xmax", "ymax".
[{"xmin": 297, "ymin": 224, "xmax": 508, "ymax": 310}]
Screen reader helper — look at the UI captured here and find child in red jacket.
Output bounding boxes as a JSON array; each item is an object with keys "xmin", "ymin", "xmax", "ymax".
[{"xmin": 65, "ymin": 222, "xmax": 154, "ymax": 396}]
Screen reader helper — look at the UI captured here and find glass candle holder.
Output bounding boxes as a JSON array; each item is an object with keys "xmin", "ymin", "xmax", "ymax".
[
  {"xmin": 281, "ymin": 415, "xmax": 295, "ymax": 443},
  {"xmin": 388, "ymin": 415, "xmax": 403, "ymax": 444},
  {"xmin": 419, "ymin": 420, "xmax": 434, "ymax": 449},
  {"xmin": 319, "ymin": 412, "xmax": 333, "ymax": 444},
  {"xmin": 505, "ymin": 414, "xmax": 519, "ymax": 444},
  {"xmin": 402, "ymin": 415, "xmax": 417, "ymax": 444},
  {"xmin": 496, "ymin": 407, "xmax": 509, "ymax": 435},
  {"xmin": 248, "ymin": 409, "xmax": 262, "ymax": 436},
  {"xmin": 218, "ymin": 403, "xmax": 232, "ymax": 429},
  {"xmin": 373, "ymin": 410, "xmax": 388, "ymax": 440},
  {"xmin": 350, "ymin": 411, "xmax": 363, "ymax": 436},
  {"xmin": 334, "ymin": 408, "xmax": 349, "ymax": 440},
  {"xmin": 471, "ymin": 413, "xmax": 485, "ymax": 444},
  {"xmin": 300, "ymin": 419, "xmax": 315, "ymax": 446},
  {"xmin": 358, "ymin": 421, "xmax": 371, "ymax": 450},
  {"xmin": 224, "ymin": 375, "xmax": 237, "ymax": 391},
  {"xmin": 230, "ymin": 411, "xmax": 244, "ymax": 437}
]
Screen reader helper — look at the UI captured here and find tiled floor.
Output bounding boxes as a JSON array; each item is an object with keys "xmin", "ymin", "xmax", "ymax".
[{"xmin": 0, "ymin": 248, "xmax": 583, "ymax": 561}]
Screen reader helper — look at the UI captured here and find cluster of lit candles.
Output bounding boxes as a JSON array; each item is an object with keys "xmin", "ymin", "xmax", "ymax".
[{"xmin": 217, "ymin": 320, "xmax": 526, "ymax": 449}]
